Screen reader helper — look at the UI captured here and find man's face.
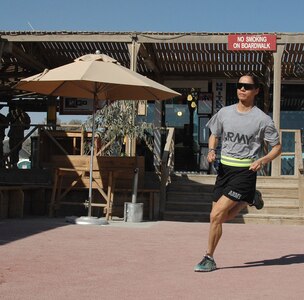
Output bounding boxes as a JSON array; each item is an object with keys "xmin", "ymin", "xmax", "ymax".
[{"xmin": 237, "ymin": 76, "xmax": 259, "ymax": 103}]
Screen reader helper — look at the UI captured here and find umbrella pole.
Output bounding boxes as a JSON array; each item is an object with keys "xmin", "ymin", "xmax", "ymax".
[
  {"xmin": 87, "ymin": 101, "xmax": 96, "ymax": 217},
  {"xmin": 66, "ymin": 97, "xmax": 108, "ymax": 225}
]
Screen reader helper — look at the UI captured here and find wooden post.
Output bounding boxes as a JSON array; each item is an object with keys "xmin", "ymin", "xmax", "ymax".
[
  {"xmin": 271, "ymin": 44, "xmax": 284, "ymax": 176},
  {"xmin": 295, "ymin": 130, "xmax": 304, "ymax": 215},
  {"xmin": 126, "ymin": 39, "xmax": 140, "ymax": 157},
  {"xmin": 47, "ymin": 96, "xmax": 57, "ymax": 128},
  {"xmin": 0, "ymin": 191, "xmax": 8, "ymax": 219},
  {"xmin": 8, "ymin": 189, "xmax": 24, "ymax": 218},
  {"xmin": 299, "ymin": 176, "xmax": 304, "ymax": 216}
]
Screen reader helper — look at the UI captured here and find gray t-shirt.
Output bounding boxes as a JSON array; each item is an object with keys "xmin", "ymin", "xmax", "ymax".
[{"xmin": 206, "ymin": 104, "xmax": 280, "ymax": 159}]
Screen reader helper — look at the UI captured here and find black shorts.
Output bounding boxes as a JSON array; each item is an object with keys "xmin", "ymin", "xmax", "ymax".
[{"xmin": 213, "ymin": 163, "xmax": 257, "ymax": 204}]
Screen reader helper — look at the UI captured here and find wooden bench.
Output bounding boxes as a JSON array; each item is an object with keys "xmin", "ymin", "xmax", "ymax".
[
  {"xmin": 0, "ymin": 186, "xmax": 25, "ymax": 218},
  {"xmin": 46, "ymin": 155, "xmax": 159, "ymax": 220},
  {"xmin": 0, "ymin": 183, "xmax": 57, "ymax": 219}
]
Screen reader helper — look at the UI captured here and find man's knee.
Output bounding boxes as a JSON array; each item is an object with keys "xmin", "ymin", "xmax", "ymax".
[
  {"xmin": 210, "ymin": 197, "xmax": 241, "ymax": 224},
  {"xmin": 210, "ymin": 208, "xmax": 227, "ymax": 224}
]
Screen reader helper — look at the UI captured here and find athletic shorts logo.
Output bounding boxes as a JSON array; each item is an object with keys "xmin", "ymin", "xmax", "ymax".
[{"xmin": 228, "ymin": 190, "xmax": 242, "ymax": 200}]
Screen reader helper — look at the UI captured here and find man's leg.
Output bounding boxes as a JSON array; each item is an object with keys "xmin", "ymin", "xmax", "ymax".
[
  {"xmin": 9, "ymin": 139, "xmax": 19, "ymax": 167},
  {"xmin": 225, "ymin": 201, "xmax": 248, "ymax": 221},
  {"xmin": 207, "ymin": 195, "xmax": 239, "ymax": 257},
  {"xmin": 194, "ymin": 195, "xmax": 240, "ymax": 272}
]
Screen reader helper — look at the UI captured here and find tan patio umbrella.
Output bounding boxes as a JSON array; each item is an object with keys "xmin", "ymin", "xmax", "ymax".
[
  {"xmin": 15, "ymin": 53, "xmax": 180, "ymax": 220},
  {"xmin": 15, "ymin": 53, "xmax": 179, "ymax": 100}
]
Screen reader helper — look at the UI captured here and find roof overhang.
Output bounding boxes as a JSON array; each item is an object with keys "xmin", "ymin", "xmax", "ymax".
[{"xmin": 1, "ymin": 31, "xmax": 304, "ymax": 105}]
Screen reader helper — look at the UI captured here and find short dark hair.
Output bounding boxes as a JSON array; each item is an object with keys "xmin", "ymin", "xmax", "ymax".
[{"xmin": 239, "ymin": 73, "xmax": 260, "ymax": 89}]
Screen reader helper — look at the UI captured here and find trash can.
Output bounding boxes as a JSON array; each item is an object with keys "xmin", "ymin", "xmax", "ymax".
[{"xmin": 124, "ymin": 202, "xmax": 144, "ymax": 223}]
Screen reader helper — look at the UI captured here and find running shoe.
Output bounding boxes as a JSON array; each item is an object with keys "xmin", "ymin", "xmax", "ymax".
[
  {"xmin": 194, "ymin": 255, "xmax": 217, "ymax": 272},
  {"xmin": 250, "ymin": 190, "xmax": 264, "ymax": 210}
]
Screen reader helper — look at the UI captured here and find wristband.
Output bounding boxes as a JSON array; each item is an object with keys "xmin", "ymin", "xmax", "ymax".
[{"xmin": 208, "ymin": 148, "xmax": 216, "ymax": 153}]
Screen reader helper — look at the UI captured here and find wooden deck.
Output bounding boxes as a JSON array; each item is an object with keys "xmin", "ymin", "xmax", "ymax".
[{"xmin": 0, "ymin": 156, "xmax": 161, "ymax": 221}]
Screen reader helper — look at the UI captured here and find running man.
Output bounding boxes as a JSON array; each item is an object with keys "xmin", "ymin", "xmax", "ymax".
[{"xmin": 194, "ymin": 74, "xmax": 282, "ymax": 272}]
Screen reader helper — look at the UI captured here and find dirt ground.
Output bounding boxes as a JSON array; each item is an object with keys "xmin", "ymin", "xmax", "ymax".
[{"xmin": 1, "ymin": 217, "xmax": 303, "ymax": 300}]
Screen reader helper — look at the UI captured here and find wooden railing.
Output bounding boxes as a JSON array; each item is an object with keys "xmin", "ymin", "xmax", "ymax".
[
  {"xmin": 1, "ymin": 123, "xmax": 86, "ymax": 168},
  {"xmin": 160, "ymin": 127, "xmax": 175, "ymax": 216},
  {"xmin": 279, "ymin": 129, "xmax": 303, "ymax": 215},
  {"xmin": 294, "ymin": 129, "xmax": 304, "ymax": 215}
]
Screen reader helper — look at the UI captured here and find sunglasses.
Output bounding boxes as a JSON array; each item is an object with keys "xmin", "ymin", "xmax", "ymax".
[{"xmin": 236, "ymin": 83, "xmax": 256, "ymax": 90}]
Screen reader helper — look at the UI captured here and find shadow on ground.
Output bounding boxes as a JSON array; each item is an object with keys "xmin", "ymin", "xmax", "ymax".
[
  {"xmin": 0, "ymin": 217, "xmax": 68, "ymax": 246},
  {"xmin": 221, "ymin": 254, "xmax": 304, "ymax": 269}
]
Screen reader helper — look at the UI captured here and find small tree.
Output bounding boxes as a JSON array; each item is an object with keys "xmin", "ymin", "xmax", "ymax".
[{"xmin": 84, "ymin": 101, "xmax": 153, "ymax": 156}]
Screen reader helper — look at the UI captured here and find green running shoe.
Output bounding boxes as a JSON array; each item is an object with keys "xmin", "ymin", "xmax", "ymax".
[
  {"xmin": 250, "ymin": 190, "xmax": 264, "ymax": 210},
  {"xmin": 194, "ymin": 255, "xmax": 217, "ymax": 272}
]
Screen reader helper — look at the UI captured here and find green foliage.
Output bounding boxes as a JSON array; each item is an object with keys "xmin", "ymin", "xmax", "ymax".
[{"xmin": 84, "ymin": 101, "xmax": 154, "ymax": 156}]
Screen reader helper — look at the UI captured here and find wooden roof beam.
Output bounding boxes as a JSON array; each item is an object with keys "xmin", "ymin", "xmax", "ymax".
[
  {"xmin": 3, "ymin": 31, "xmax": 304, "ymax": 45},
  {"xmin": 11, "ymin": 43, "xmax": 46, "ymax": 72}
]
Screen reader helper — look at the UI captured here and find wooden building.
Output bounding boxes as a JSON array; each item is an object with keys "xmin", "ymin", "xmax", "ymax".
[{"xmin": 0, "ymin": 32, "xmax": 303, "ymax": 223}]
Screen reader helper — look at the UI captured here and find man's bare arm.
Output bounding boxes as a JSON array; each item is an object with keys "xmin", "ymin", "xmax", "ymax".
[
  {"xmin": 250, "ymin": 143, "xmax": 282, "ymax": 172},
  {"xmin": 207, "ymin": 134, "xmax": 219, "ymax": 163}
]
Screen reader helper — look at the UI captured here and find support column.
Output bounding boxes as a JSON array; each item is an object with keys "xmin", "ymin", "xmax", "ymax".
[
  {"xmin": 271, "ymin": 44, "xmax": 284, "ymax": 176},
  {"xmin": 47, "ymin": 96, "xmax": 57, "ymax": 129},
  {"xmin": 153, "ymin": 100, "xmax": 162, "ymax": 173},
  {"xmin": 126, "ymin": 39, "xmax": 140, "ymax": 156},
  {"xmin": 263, "ymin": 63, "xmax": 271, "ymax": 114}
]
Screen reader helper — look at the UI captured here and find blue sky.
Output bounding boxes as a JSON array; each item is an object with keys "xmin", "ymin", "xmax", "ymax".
[
  {"xmin": 1, "ymin": 0, "xmax": 304, "ymax": 123},
  {"xmin": 1, "ymin": 0, "xmax": 304, "ymax": 33}
]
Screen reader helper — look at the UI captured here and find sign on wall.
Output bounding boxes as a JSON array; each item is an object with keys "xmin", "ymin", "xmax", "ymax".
[
  {"xmin": 59, "ymin": 98, "xmax": 106, "ymax": 115},
  {"xmin": 212, "ymin": 79, "xmax": 226, "ymax": 113},
  {"xmin": 137, "ymin": 100, "xmax": 147, "ymax": 116},
  {"xmin": 228, "ymin": 34, "xmax": 277, "ymax": 51}
]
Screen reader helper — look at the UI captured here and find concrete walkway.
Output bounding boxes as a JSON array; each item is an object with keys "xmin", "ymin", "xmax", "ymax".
[{"xmin": 0, "ymin": 218, "xmax": 303, "ymax": 300}]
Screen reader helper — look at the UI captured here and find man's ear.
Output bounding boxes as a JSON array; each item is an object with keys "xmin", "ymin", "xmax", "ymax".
[{"xmin": 254, "ymin": 88, "xmax": 260, "ymax": 96}]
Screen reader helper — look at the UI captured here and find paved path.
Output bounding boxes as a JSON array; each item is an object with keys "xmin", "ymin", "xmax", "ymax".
[{"xmin": 0, "ymin": 218, "xmax": 303, "ymax": 300}]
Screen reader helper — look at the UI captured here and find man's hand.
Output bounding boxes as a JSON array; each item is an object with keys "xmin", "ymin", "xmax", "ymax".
[
  {"xmin": 249, "ymin": 144, "xmax": 282, "ymax": 172},
  {"xmin": 249, "ymin": 160, "xmax": 264, "ymax": 172},
  {"xmin": 207, "ymin": 149, "xmax": 216, "ymax": 163}
]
